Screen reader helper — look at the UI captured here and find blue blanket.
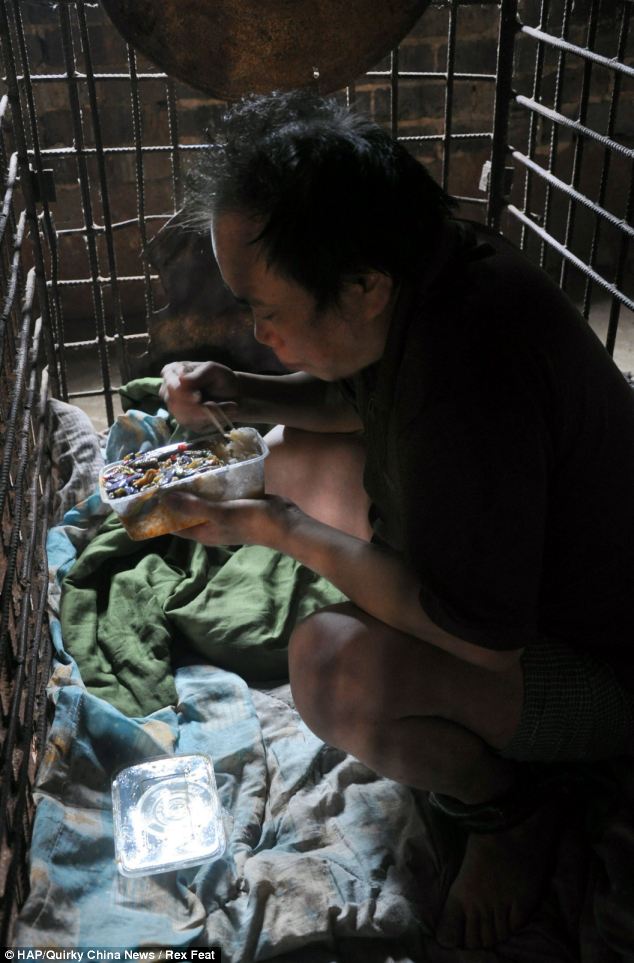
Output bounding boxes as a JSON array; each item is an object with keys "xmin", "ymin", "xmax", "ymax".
[{"xmin": 16, "ymin": 407, "xmax": 431, "ymax": 960}]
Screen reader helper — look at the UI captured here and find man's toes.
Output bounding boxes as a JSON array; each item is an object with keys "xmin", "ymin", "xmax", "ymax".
[
  {"xmin": 471, "ymin": 909, "xmax": 497, "ymax": 950},
  {"xmin": 494, "ymin": 904, "xmax": 511, "ymax": 944},
  {"xmin": 435, "ymin": 896, "xmax": 465, "ymax": 948},
  {"xmin": 509, "ymin": 897, "xmax": 531, "ymax": 934}
]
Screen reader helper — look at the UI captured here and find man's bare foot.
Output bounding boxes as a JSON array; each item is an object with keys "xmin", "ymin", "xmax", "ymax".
[{"xmin": 435, "ymin": 800, "xmax": 562, "ymax": 949}]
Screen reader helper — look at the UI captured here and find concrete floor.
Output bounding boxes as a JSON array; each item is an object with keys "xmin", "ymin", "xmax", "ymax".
[{"xmin": 68, "ymin": 297, "xmax": 634, "ymax": 435}]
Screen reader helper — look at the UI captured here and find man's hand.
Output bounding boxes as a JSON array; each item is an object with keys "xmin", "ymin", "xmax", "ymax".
[
  {"xmin": 163, "ymin": 490, "xmax": 301, "ymax": 548},
  {"xmin": 160, "ymin": 360, "xmax": 241, "ymax": 431}
]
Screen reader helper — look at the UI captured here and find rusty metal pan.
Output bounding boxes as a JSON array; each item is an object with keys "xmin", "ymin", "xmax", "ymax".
[{"xmin": 101, "ymin": 0, "xmax": 431, "ymax": 98}]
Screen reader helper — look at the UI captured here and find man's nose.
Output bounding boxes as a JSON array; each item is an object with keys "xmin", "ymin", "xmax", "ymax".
[{"xmin": 253, "ymin": 317, "xmax": 281, "ymax": 351}]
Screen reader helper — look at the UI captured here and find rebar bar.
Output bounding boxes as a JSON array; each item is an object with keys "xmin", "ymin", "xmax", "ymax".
[
  {"xmin": 127, "ymin": 45, "xmax": 155, "ymax": 328},
  {"xmin": 507, "ymin": 203, "xmax": 634, "ymax": 315},
  {"xmin": 58, "ymin": 2, "xmax": 115, "ymax": 423},
  {"xmin": 558, "ymin": 0, "xmax": 599, "ymax": 294},
  {"xmin": 76, "ymin": 0, "xmax": 130, "ymax": 384},
  {"xmin": 441, "ymin": 0, "xmax": 459, "ymax": 191},
  {"xmin": 487, "ymin": 0, "xmax": 518, "ymax": 227}
]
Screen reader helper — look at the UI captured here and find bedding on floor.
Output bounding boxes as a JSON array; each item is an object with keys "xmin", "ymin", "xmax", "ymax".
[{"xmin": 15, "ymin": 392, "xmax": 634, "ymax": 962}]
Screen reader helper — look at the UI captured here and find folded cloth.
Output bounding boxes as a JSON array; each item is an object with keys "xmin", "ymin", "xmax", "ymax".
[
  {"xmin": 61, "ymin": 515, "xmax": 345, "ymax": 716},
  {"xmin": 58, "ymin": 401, "xmax": 346, "ymax": 717}
]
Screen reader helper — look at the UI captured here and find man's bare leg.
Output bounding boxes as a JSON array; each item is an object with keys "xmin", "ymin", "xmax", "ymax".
[
  {"xmin": 261, "ymin": 426, "xmax": 558, "ymax": 949},
  {"xmin": 263, "ymin": 425, "xmax": 372, "ymax": 541},
  {"xmin": 289, "ymin": 603, "xmax": 561, "ymax": 949}
]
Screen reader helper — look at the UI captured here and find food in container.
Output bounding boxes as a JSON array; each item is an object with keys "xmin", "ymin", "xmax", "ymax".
[{"xmin": 99, "ymin": 426, "xmax": 268, "ymax": 540}]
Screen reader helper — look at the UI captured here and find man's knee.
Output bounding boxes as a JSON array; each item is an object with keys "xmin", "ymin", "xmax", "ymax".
[
  {"xmin": 288, "ymin": 603, "xmax": 438, "ymax": 748},
  {"xmin": 289, "ymin": 603, "xmax": 380, "ymax": 743},
  {"xmin": 264, "ymin": 427, "xmax": 370, "ymax": 539}
]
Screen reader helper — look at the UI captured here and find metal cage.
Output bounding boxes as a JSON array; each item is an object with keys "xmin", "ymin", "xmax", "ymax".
[{"xmin": 0, "ymin": 0, "xmax": 632, "ymax": 941}]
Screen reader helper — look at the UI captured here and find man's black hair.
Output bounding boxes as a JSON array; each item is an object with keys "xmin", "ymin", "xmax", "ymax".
[{"xmin": 186, "ymin": 90, "xmax": 456, "ymax": 307}]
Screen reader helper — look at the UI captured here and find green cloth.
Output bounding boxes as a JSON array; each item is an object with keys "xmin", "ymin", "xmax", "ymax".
[
  {"xmin": 119, "ymin": 377, "xmax": 167, "ymax": 415},
  {"xmin": 61, "ymin": 514, "xmax": 346, "ymax": 717}
]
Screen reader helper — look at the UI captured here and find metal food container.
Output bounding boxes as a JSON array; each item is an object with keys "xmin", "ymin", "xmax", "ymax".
[{"xmin": 99, "ymin": 427, "xmax": 269, "ymax": 540}]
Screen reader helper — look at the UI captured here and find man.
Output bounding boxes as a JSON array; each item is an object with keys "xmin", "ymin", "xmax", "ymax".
[{"xmin": 160, "ymin": 90, "xmax": 634, "ymax": 949}]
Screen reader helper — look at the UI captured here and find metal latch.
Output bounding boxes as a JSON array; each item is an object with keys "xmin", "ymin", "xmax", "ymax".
[
  {"xmin": 479, "ymin": 161, "xmax": 515, "ymax": 199},
  {"xmin": 479, "ymin": 160, "xmax": 491, "ymax": 193},
  {"xmin": 29, "ymin": 166, "xmax": 56, "ymax": 203}
]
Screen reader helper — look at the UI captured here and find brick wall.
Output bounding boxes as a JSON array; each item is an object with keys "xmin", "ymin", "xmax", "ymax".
[{"xmin": 4, "ymin": 0, "xmax": 632, "ymax": 329}]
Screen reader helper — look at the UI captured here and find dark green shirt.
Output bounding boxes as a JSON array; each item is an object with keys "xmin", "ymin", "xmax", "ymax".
[{"xmin": 340, "ymin": 219, "xmax": 634, "ymax": 664}]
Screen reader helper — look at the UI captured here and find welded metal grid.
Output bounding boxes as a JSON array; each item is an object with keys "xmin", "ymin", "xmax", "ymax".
[
  {"xmin": 505, "ymin": 0, "xmax": 633, "ymax": 364},
  {"xmin": 1, "ymin": 0, "xmax": 507, "ymax": 431},
  {"xmin": 0, "ymin": 2, "xmax": 506, "ymax": 932},
  {"xmin": 0, "ymin": 86, "xmax": 53, "ymax": 948},
  {"xmin": 0, "ymin": 0, "xmax": 632, "ymax": 941}
]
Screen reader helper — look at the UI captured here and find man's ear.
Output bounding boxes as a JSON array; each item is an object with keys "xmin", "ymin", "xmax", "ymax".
[{"xmin": 340, "ymin": 271, "xmax": 394, "ymax": 321}]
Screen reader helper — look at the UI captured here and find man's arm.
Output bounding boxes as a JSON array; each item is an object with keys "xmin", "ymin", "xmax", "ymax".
[
  {"xmin": 278, "ymin": 505, "xmax": 522, "ymax": 670},
  {"xmin": 235, "ymin": 371, "xmax": 362, "ymax": 432},
  {"xmin": 165, "ymin": 492, "xmax": 523, "ymax": 671},
  {"xmin": 160, "ymin": 361, "xmax": 362, "ymax": 433}
]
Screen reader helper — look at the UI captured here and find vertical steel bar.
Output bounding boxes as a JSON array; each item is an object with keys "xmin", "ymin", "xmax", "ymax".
[
  {"xmin": 605, "ymin": 165, "xmax": 632, "ymax": 356},
  {"xmin": 0, "ymin": 122, "xmax": 17, "ymax": 256},
  {"xmin": 559, "ymin": 0, "xmax": 599, "ymax": 293},
  {"xmin": 441, "ymin": 0, "xmax": 458, "ymax": 193},
  {"xmin": 582, "ymin": 0, "xmax": 630, "ymax": 324},
  {"xmin": 519, "ymin": 0, "xmax": 552, "ymax": 249},
  {"xmin": 538, "ymin": 0, "xmax": 573, "ymax": 269},
  {"xmin": 127, "ymin": 46, "xmax": 154, "ymax": 326},
  {"xmin": 0, "ymin": 315, "xmax": 44, "ymax": 768},
  {"xmin": 76, "ymin": 0, "xmax": 130, "ymax": 384},
  {"xmin": 0, "ymin": 93, "xmax": 9, "ymax": 172},
  {"xmin": 487, "ymin": 0, "xmax": 518, "ymax": 229},
  {"xmin": 0, "ymin": 1, "xmax": 62, "ymax": 397},
  {"xmin": 9, "ymin": 0, "xmax": 65, "ymax": 392},
  {"xmin": 0, "ymin": 268, "xmax": 35, "ymax": 648},
  {"xmin": 2, "ymin": 500, "xmax": 50, "ymax": 947},
  {"xmin": 0, "ymin": 321, "xmax": 49, "ymax": 948},
  {"xmin": 165, "ymin": 78, "xmax": 182, "ymax": 212},
  {"xmin": 58, "ymin": 3, "xmax": 114, "ymax": 422},
  {"xmin": 0, "ymin": 209, "xmax": 26, "ymax": 374},
  {"xmin": 390, "ymin": 46, "xmax": 400, "ymax": 141},
  {"xmin": 0, "ymin": 97, "xmax": 15, "ymax": 301},
  {"xmin": 0, "ymin": 153, "xmax": 19, "ymax": 267}
]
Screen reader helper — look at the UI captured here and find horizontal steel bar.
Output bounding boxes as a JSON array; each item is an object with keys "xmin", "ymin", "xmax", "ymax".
[
  {"xmin": 32, "ymin": 143, "xmax": 209, "ymax": 158},
  {"xmin": 62, "ymin": 332, "xmax": 149, "ymax": 350},
  {"xmin": 428, "ymin": 0, "xmax": 501, "ymax": 6},
  {"xmin": 506, "ymin": 204, "xmax": 634, "ymax": 312},
  {"xmin": 398, "ymin": 131, "xmax": 492, "ymax": 143},
  {"xmin": 35, "ymin": 133, "xmax": 494, "ymax": 156},
  {"xmin": 55, "ymin": 214, "xmax": 172, "ymax": 237},
  {"xmin": 366, "ymin": 70, "xmax": 497, "ymax": 81},
  {"xmin": 15, "ymin": 71, "xmax": 169, "ymax": 83},
  {"xmin": 19, "ymin": 69, "xmax": 499, "ymax": 84},
  {"xmin": 520, "ymin": 25, "xmax": 634, "ymax": 79},
  {"xmin": 514, "ymin": 96, "xmax": 634, "ymax": 159},
  {"xmin": 453, "ymin": 195, "xmax": 488, "ymax": 205},
  {"xmin": 512, "ymin": 150, "xmax": 634, "ymax": 239},
  {"xmin": 47, "ymin": 274, "xmax": 159, "ymax": 287},
  {"xmin": 67, "ymin": 386, "xmax": 123, "ymax": 399}
]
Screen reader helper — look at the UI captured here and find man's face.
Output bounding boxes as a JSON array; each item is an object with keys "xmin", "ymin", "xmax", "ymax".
[{"xmin": 210, "ymin": 211, "xmax": 392, "ymax": 381}]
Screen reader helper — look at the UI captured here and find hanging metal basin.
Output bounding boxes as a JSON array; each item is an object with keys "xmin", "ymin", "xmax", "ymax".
[{"xmin": 100, "ymin": 0, "xmax": 431, "ymax": 98}]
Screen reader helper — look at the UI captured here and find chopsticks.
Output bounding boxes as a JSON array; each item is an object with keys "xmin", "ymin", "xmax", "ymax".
[{"xmin": 202, "ymin": 403, "xmax": 236, "ymax": 435}]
